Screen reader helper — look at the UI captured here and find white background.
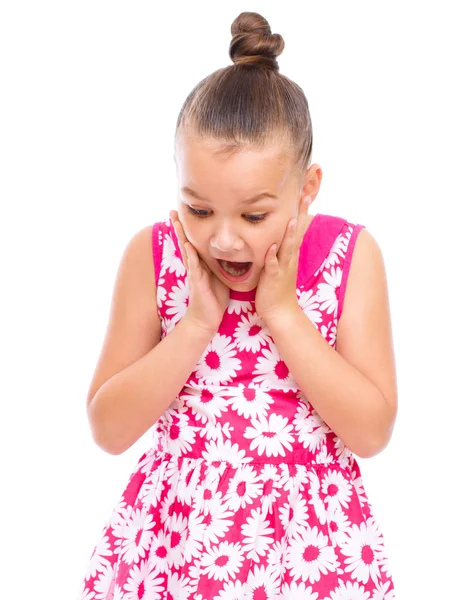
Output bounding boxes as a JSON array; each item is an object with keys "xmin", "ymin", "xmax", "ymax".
[{"xmin": 1, "ymin": 2, "xmax": 467, "ymax": 599}]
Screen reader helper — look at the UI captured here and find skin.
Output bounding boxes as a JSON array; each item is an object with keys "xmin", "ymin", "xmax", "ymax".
[{"xmin": 172, "ymin": 130, "xmax": 322, "ymax": 297}]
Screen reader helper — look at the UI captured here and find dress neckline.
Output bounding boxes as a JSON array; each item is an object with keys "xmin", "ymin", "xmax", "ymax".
[{"xmin": 229, "ymin": 213, "xmax": 322, "ymax": 302}]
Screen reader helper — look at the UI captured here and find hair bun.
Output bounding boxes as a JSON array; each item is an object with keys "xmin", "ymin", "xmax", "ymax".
[{"xmin": 229, "ymin": 12, "xmax": 285, "ymax": 71}]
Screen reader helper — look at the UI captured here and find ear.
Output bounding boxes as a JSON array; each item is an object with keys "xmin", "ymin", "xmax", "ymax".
[{"xmin": 301, "ymin": 163, "xmax": 322, "ymax": 202}]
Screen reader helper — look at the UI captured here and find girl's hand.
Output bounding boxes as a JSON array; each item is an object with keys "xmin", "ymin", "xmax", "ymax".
[
  {"xmin": 255, "ymin": 196, "xmax": 312, "ymax": 324},
  {"xmin": 170, "ymin": 210, "xmax": 231, "ymax": 335}
]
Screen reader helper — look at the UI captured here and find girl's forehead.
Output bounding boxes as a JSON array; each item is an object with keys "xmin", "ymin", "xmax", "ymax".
[{"xmin": 176, "ymin": 130, "xmax": 292, "ymax": 165}]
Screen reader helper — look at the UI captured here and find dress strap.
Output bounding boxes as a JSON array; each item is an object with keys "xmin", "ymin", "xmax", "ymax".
[{"xmin": 297, "ymin": 213, "xmax": 347, "ymax": 287}]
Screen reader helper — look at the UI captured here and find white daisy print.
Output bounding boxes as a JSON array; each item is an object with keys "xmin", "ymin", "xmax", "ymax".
[
  {"xmin": 91, "ymin": 563, "xmax": 115, "ymax": 599},
  {"xmin": 321, "ymin": 469, "xmax": 353, "ymax": 511},
  {"xmin": 259, "ymin": 464, "xmax": 282, "ymax": 514},
  {"xmin": 223, "ymin": 464, "xmax": 263, "ymax": 511},
  {"xmin": 278, "ymin": 485, "xmax": 310, "ymax": 539},
  {"xmin": 78, "ymin": 583, "xmax": 96, "ymax": 600},
  {"xmin": 145, "ymin": 529, "xmax": 172, "ymax": 573},
  {"xmin": 157, "ymin": 489, "xmax": 178, "ymax": 530},
  {"xmin": 266, "ymin": 535, "xmax": 289, "ymax": 580},
  {"xmin": 340, "ymin": 518, "xmax": 386, "ymax": 585},
  {"xmin": 135, "ymin": 448, "xmax": 159, "ymax": 477},
  {"xmin": 297, "ymin": 289, "xmax": 323, "ymax": 327},
  {"xmin": 278, "ymin": 580, "xmax": 320, "ymax": 599},
  {"xmin": 227, "ymin": 299, "xmax": 253, "ymax": 315},
  {"xmin": 194, "ymin": 492, "xmax": 235, "ymax": 547},
  {"xmin": 371, "ymin": 580, "xmax": 395, "ymax": 600},
  {"xmin": 139, "ymin": 467, "xmax": 166, "ymax": 511},
  {"xmin": 252, "ymin": 346, "xmax": 298, "ymax": 390},
  {"xmin": 192, "ymin": 481, "xmax": 226, "ymax": 514},
  {"xmin": 327, "ymin": 322, "xmax": 338, "ymax": 346},
  {"xmin": 376, "ymin": 547, "xmax": 392, "ymax": 579},
  {"xmin": 161, "ymin": 315, "xmax": 176, "ymax": 335},
  {"xmin": 165, "ymin": 278, "xmax": 189, "ymax": 322},
  {"xmin": 199, "ymin": 540, "xmax": 245, "ymax": 581},
  {"xmin": 316, "ymin": 446, "xmax": 336, "ymax": 466},
  {"xmin": 121, "ymin": 557, "xmax": 165, "ymax": 600},
  {"xmin": 163, "ymin": 412, "xmax": 197, "ymax": 456},
  {"xmin": 161, "ymin": 231, "xmax": 185, "ymax": 277},
  {"xmin": 241, "ymin": 506, "xmax": 275, "ymax": 561},
  {"xmin": 195, "ymin": 334, "xmax": 242, "ymax": 385},
  {"xmin": 349, "ymin": 470, "xmax": 369, "ymax": 509},
  {"xmin": 110, "ymin": 503, "xmax": 135, "ymax": 553},
  {"xmin": 244, "ymin": 563, "xmax": 282, "ymax": 599},
  {"xmin": 166, "ymin": 572, "xmax": 195, "ymax": 600},
  {"xmin": 324, "ymin": 579, "xmax": 371, "ymax": 600},
  {"xmin": 178, "ymin": 508, "xmax": 205, "ymax": 563},
  {"xmin": 201, "ymin": 437, "xmax": 253, "ymax": 465},
  {"xmin": 286, "ymin": 524, "xmax": 337, "ymax": 584},
  {"xmin": 305, "ymin": 470, "xmax": 328, "ymax": 526},
  {"xmin": 179, "ymin": 385, "xmax": 229, "ymax": 424},
  {"xmin": 326, "ymin": 506, "xmax": 352, "ymax": 547},
  {"xmin": 198, "ymin": 421, "xmax": 234, "ymax": 443},
  {"xmin": 315, "ymin": 266, "xmax": 342, "ymax": 315},
  {"xmin": 294, "ymin": 402, "xmax": 329, "ymax": 452},
  {"xmin": 244, "ymin": 413, "xmax": 295, "ymax": 457},
  {"xmin": 187, "ymin": 559, "xmax": 203, "ymax": 588},
  {"xmin": 277, "ymin": 462, "xmax": 310, "ymax": 494},
  {"xmin": 333, "ymin": 434, "xmax": 355, "ymax": 465},
  {"xmin": 112, "ymin": 585, "xmax": 125, "ymax": 600},
  {"xmin": 85, "ymin": 535, "xmax": 112, "ymax": 579},
  {"xmin": 174, "ymin": 458, "xmax": 202, "ymax": 505},
  {"xmin": 78, "ymin": 584, "xmax": 95, "ymax": 600},
  {"xmin": 120, "ymin": 508, "xmax": 156, "ymax": 565},
  {"xmin": 314, "ymin": 228, "xmax": 349, "ymax": 275},
  {"xmin": 223, "ymin": 383, "xmax": 274, "ymax": 420},
  {"xmin": 164, "ymin": 511, "xmax": 189, "ymax": 569},
  {"xmin": 156, "ymin": 275, "xmax": 167, "ymax": 307},
  {"xmin": 322, "ymin": 230, "xmax": 349, "ymax": 271},
  {"xmin": 233, "ymin": 312, "xmax": 271, "ymax": 352},
  {"xmin": 213, "ymin": 579, "xmax": 247, "ymax": 600}
]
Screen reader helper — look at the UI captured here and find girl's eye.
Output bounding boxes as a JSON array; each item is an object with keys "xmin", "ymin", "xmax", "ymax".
[{"xmin": 186, "ymin": 206, "xmax": 266, "ymax": 225}]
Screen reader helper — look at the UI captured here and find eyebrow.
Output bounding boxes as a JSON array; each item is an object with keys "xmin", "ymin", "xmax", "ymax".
[{"xmin": 182, "ymin": 186, "xmax": 279, "ymax": 206}]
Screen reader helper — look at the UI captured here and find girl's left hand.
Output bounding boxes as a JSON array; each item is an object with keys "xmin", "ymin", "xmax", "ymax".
[{"xmin": 255, "ymin": 195, "xmax": 312, "ymax": 323}]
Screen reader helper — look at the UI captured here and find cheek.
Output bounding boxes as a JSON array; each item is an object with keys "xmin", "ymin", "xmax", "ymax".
[
  {"xmin": 251, "ymin": 233, "xmax": 279, "ymax": 264},
  {"xmin": 179, "ymin": 217, "xmax": 202, "ymax": 248}
]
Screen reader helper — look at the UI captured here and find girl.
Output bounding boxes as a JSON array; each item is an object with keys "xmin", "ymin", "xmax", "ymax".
[{"xmin": 79, "ymin": 11, "xmax": 397, "ymax": 600}]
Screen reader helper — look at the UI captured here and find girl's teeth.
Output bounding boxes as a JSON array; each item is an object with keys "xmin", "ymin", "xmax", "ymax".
[{"xmin": 220, "ymin": 260, "xmax": 251, "ymax": 276}]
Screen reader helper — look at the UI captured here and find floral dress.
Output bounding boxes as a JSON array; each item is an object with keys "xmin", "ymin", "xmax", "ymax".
[{"xmin": 78, "ymin": 213, "xmax": 395, "ymax": 600}]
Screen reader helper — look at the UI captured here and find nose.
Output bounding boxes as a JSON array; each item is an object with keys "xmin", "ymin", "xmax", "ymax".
[{"xmin": 210, "ymin": 223, "xmax": 244, "ymax": 253}]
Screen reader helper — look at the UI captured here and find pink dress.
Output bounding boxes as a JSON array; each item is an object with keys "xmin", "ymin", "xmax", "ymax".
[{"xmin": 79, "ymin": 213, "xmax": 395, "ymax": 600}]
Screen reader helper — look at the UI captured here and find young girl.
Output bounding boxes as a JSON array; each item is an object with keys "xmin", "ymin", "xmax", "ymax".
[{"xmin": 79, "ymin": 11, "xmax": 397, "ymax": 600}]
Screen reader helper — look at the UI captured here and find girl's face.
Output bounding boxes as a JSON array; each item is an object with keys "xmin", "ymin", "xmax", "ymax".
[{"xmin": 174, "ymin": 131, "xmax": 320, "ymax": 291}]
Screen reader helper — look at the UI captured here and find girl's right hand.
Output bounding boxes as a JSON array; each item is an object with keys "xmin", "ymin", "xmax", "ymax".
[{"xmin": 170, "ymin": 210, "xmax": 231, "ymax": 335}]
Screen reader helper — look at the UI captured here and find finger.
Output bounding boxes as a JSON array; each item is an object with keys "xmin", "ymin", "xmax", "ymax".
[
  {"xmin": 170, "ymin": 212, "xmax": 189, "ymax": 268},
  {"xmin": 277, "ymin": 217, "xmax": 297, "ymax": 265},
  {"xmin": 265, "ymin": 243, "xmax": 280, "ymax": 276},
  {"xmin": 185, "ymin": 241, "xmax": 201, "ymax": 278}
]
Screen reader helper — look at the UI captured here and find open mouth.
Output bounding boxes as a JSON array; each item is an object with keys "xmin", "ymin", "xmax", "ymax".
[{"xmin": 216, "ymin": 259, "xmax": 253, "ymax": 281}]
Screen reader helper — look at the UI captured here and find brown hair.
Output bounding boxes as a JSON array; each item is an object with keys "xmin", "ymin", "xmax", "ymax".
[{"xmin": 175, "ymin": 11, "xmax": 313, "ymax": 179}]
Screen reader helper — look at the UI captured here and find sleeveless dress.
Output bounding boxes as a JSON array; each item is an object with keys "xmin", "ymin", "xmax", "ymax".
[{"xmin": 78, "ymin": 213, "xmax": 395, "ymax": 600}]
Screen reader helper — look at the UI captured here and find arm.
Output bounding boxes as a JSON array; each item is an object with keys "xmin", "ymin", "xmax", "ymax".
[
  {"xmin": 85, "ymin": 224, "xmax": 214, "ymax": 456},
  {"xmin": 88, "ymin": 316, "xmax": 213, "ymax": 455},
  {"xmin": 265, "ymin": 228, "xmax": 398, "ymax": 459}
]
